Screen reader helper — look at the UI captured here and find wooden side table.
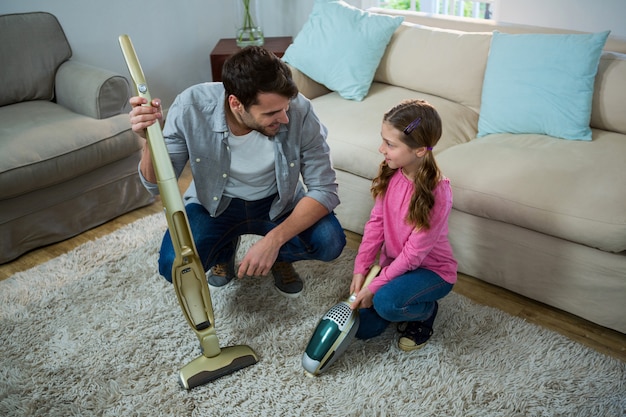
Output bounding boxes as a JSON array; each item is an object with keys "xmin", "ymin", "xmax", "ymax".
[{"xmin": 210, "ymin": 36, "xmax": 293, "ymax": 82}]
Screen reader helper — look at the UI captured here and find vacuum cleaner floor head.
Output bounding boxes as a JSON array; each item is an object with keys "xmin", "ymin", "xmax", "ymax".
[{"xmin": 180, "ymin": 345, "xmax": 259, "ymax": 389}]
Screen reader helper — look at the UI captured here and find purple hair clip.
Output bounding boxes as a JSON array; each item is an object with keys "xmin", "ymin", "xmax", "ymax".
[
  {"xmin": 427, "ymin": 146, "xmax": 433, "ymax": 151},
  {"xmin": 403, "ymin": 117, "xmax": 422, "ymax": 135}
]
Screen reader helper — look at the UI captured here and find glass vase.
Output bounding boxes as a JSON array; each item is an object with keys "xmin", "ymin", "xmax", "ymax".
[{"xmin": 236, "ymin": 0, "xmax": 264, "ymax": 47}]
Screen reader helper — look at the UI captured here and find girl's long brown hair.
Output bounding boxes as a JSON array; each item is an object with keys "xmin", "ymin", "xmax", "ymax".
[{"xmin": 371, "ymin": 99, "xmax": 443, "ymax": 229}]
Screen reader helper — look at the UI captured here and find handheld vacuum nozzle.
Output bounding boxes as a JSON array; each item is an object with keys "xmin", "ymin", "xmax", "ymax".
[{"xmin": 302, "ymin": 265, "xmax": 381, "ymax": 376}]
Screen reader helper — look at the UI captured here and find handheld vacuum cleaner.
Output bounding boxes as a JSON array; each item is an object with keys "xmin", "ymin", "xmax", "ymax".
[
  {"xmin": 302, "ymin": 264, "xmax": 381, "ymax": 376},
  {"xmin": 118, "ymin": 35, "xmax": 258, "ymax": 390}
]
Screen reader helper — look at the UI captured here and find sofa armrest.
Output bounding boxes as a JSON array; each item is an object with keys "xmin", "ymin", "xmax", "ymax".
[
  {"xmin": 287, "ymin": 64, "xmax": 332, "ymax": 100},
  {"xmin": 55, "ymin": 61, "xmax": 130, "ymax": 119}
]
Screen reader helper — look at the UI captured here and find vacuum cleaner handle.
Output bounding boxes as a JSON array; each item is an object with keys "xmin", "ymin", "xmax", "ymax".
[
  {"xmin": 118, "ymin": 35, "xmax": 178, "ymax": 199},
  {"xmin": 348, "ymin": 264, "xmax": 381, "ymax": 303},
  {"xmin": 118, "ymin": 34, "xmax": 214, "ymax": 333}
]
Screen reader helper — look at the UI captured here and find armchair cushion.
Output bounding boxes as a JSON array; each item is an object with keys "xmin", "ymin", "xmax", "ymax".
[
  {"xmin": 0, "ymin": 12, "xmax": 72, "ymax": 106},
  {"xmin": 0, "ymin": 101, "xmax": 141, "ymax": 200}
]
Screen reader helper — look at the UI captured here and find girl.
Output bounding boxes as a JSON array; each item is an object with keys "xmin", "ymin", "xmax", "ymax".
[{"xmin": 350, "ymin": 99, "xmax": 457, "ymax": 351}]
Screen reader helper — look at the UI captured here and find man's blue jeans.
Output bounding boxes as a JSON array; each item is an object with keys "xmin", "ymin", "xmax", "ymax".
[
  {"xmin": 356, "ymin": 267, "xmax": 454, "ymax": 340},
  {"xmin": 158, "ymin": 195, "xmax": 346, "ymax": 282}
]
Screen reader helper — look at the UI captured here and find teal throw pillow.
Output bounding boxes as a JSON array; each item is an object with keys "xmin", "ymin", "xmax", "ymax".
[
  {"xmin": 477, "ymin": 30, "xmax": 610, "ymax": 141},
  {"xmin": 282, "ymin": 0, "xmax": 403, "ymax": 101}
]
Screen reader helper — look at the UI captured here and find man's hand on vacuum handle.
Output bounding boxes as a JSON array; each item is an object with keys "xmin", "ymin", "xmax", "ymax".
[{"xmin": 129, "ymin": 96, "xmax": 164, "ymax": 183}]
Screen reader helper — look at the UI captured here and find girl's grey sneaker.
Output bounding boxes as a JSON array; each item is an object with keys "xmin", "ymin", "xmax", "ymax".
[
  {"xmin": 271, "ymin": 262, "xmax": 303, "ymax": 298},
  {"xmin": 397, "ymin": 301, "xmax": 438, "ymax": 352}
]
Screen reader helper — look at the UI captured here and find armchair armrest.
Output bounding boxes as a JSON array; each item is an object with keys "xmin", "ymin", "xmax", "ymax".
[
  {"xmin": 55, "ymin": 61, "xmax": 130, "ymax": 119},
  {"xmin": 287, "ymin": 64, "xmax": 332, "ymax": 100}
]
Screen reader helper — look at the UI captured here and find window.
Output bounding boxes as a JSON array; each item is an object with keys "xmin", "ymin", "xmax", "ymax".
[{"xmin": 377, "ymin": 0, "xmax": 494, "ymax": 20}]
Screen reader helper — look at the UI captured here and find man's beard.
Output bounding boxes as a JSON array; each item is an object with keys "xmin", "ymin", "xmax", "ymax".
[{"xmin": 241, "ymin": 113, "xmax": 279, "ymax": 137}]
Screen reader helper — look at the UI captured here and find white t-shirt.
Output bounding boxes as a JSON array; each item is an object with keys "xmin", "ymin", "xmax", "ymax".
[{"xmin": 224, "ymin": 129, "xmax": 278, "ymax": 200}]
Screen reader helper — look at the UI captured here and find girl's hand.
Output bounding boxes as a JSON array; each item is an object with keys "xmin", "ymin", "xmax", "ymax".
[
  {"xmin": 350, "ymin": 273, "xmax": 373, "ymax": 310},
  {"xmin": 350, "ymin": 285, "xmax": 373, "ymax": 310},
  {"xmin": 350, "ymin": 273, "xmax": 365, "ymax": 295}
]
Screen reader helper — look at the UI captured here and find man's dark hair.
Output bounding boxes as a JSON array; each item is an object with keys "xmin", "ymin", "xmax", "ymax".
[{"xmin": 222, "ymin": 46, "xmax": 298, "ymax": 109}]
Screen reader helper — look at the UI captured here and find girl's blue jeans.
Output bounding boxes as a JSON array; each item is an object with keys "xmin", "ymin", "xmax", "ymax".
[
  {"xmin": 157, "ymin": 195, "xmax": 346, "ymax": 282},
  {"xmin": 356, "ymin": 267, "xmax": 454, "ymax": 340}
]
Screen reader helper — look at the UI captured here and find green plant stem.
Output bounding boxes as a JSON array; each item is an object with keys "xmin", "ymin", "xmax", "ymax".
[
  {"xmin": 238, "ymin": 0, "xmax": 263, "ymax": 43},
  {"xmin": 242, "ymin": 0, "xmax": 255, "ymax": 29}
]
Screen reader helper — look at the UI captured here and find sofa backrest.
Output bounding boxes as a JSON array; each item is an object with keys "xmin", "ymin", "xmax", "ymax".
[
  {"xmin": 0, "ymin": 12, "xmax": 72, "ymax": 107},
  {"xmin": 372, "ymin": 9, "xmax": 626, "ymax": 136},
  {"xmin": 374, "ymin": 23, "xmax": 492, "ymax": 112},
  {"xmin": 369, "ymin": 8, "xmax": 626, "ymax": 54},
  {"xmin": 592, "ymin": 52, "xmax": 626, "ymax": 135}
]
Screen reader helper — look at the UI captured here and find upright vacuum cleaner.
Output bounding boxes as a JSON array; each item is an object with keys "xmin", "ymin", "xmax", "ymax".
[{"xmin": 118, "ymin": 35, "xmax": 258, "ymax": 390}]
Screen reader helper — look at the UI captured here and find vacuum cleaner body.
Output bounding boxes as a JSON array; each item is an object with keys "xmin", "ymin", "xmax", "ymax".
[
  {"xmin": 302, "ymin": 265, "xmax": 381, "ymax": 376},
  {"xmin": 302, "ymin": 300, "xmax": 360, "ymax": 375},
  {"xmin": 118, "ymin": 35, "xmax": 258, "ymax": 389}
]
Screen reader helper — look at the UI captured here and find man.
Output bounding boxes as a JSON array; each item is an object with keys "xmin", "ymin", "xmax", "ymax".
[{"xmin": 129, "ymin": 46, "xmax": 346, "ymax": 297}]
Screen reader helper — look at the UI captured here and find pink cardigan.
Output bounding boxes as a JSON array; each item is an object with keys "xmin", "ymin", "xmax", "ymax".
[{"xmin": 354, "ymin": 170, "xmax": 458, "ymax": 294}]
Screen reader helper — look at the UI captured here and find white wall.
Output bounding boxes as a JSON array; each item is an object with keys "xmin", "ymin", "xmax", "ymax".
[
  {"xmin": 1, "ymin": 0, "xmax": 623, "ymax": 107},
  {"xmin": 0, "ymin": 0, "xmax": 316, "ymax": 107},
  {"xmin": 495, "ymin": 0, "xmax": 626, "ymax": 39}
]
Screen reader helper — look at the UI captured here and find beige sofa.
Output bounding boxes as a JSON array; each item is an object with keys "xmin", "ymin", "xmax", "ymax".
[
  {"xmin": 288, "ymin": 10, "xmax": 626, "ymax": 333},
  {"xmin": 0, "ymin": 12, "xmax": 153, "ymax": 263}
]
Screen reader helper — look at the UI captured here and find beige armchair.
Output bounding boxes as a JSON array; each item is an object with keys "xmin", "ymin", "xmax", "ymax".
[{"xmin": 0, "ymin": 12, "xmax": 153, "ymax": 263}]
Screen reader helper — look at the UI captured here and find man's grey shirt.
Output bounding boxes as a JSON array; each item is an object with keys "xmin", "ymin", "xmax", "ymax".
[{"xmin": 139, "ymin": 82, "xmax": 340, "ymax": 220}]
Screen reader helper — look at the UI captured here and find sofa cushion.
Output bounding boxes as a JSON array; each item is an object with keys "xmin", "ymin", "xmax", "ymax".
[
  {"xmin": 314, "ymin": 83, "xmax": 479, "ymax": 180},
  {"xmin": 478, "ymin": 31, "xmax": 609, "ymax": 141},
  {"xmin": 374, "ymin": 23, "xmax": 492, "ymax": 112},
  {"xmin": 591, "ymin": 52, "xmax": 626, "ymax": 135},
  {"xmin": 0, "ymin": 101, "xmax": 141, "ymax": 200},
  {"xmin": 286, "ymin": 64, "xmax": 332, "ymax": 101},
  {"xmin": 282, "ymin": 0, "xmax": 403, "ymax": 101},
  {"xmin": 0, "ymin": 12, "xmax": 72, "ymax": 107},
  {"xmin": 436, "ymin": 132, "xmax": 626, "ymax": 253}
]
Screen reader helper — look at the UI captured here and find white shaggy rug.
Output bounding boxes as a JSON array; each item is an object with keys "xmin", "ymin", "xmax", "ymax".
[{"xmin": 1, "ymin": 214, "xmax": 624, "ymax": 417}]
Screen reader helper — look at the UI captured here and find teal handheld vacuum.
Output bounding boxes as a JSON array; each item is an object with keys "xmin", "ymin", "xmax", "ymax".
[
  {"xmin": 118, "ymin": 35, "xmax": 258, "ymax": 390},
  {"xmin": 302, "ymin": 264, "xmax": 381, "ymax": 376}
]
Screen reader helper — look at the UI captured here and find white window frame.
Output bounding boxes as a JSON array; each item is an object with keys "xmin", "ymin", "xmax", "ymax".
[{"xmin": 360, "ymin": 0, "xmax": 496, "ymax": 20}]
